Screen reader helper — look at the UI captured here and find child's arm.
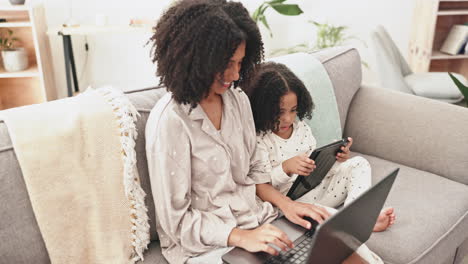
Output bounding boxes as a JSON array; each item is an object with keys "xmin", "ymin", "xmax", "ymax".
[
  {"xmin": 255, "ymin": 140, "xmax": 315, "ymax": 188},
  {"xmin": 256, "ymin": 183, "xmax": 330, "ymax": 229}
]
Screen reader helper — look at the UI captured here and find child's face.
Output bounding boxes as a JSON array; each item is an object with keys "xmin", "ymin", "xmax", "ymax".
[{"xmin": 275, "ymin": 91, "xmax": 297, "ymax": 137}]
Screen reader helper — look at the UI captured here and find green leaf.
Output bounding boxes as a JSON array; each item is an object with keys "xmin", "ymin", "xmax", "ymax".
[
  {"xmin": 270, "ymin": 0, "xmax": 287, "ymax": 3},
  {"xmin": 260, "ymin": 4, "xmax": 269, "ymax": 15},
  {"xmin": 259, "ymin": 15, "xmax": 271, "ymax": 31},
  {"xmin": 252, "ymin": 3, "xmax": 270, "ymax": 22},
  {"xmin": 266, "ymin": 0, "xmax": 287, "ymax": 4},
  {"xmin": 270, "ymin": 43, "xmax": 309, "ymax": 56},
  {"xmin": 361, "ymin": 61, "xmax": 369, "ymax": 69},
  {"xmin": 309, "ymin": 21, "xmax": 321, "ymax": 27},
  {"xmin": 259, "ymin": 15, "xmax": 273, "ymax": 37},
  {"xmin": 270, "ymin": 4, "xmax": 303, "ymax": 16},
  {"xmin": 252, "ymin": 6, "xmax": 261, "ymax": 21},
  {"xmin": 336, "ymin": 26, "xmax": 347, "ymax": 31},
  {"xmin": 259, "ymin": 7, "xmax": 269, "ymax": 21},
  {"xmin": 252, "ymin": 3, "xmax": 266, "ymax": 21},
  {"xmin": 448, "ymin": 72, "xmax": 468, "ymax": 100}
]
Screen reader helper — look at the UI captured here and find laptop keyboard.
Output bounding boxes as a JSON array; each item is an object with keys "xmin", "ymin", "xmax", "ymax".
[{"xmin": 264, "ymin": 229, "xmax": 315, "ymax": 264}]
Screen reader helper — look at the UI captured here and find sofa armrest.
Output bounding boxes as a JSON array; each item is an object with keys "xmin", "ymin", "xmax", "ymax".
[
  {"xmin": 0, "ymin": 120, "xmax": 50, "ymax": 263},
  {"xmin": 345, "ymin": 85, "xmax": 468, "ymax": 185}
]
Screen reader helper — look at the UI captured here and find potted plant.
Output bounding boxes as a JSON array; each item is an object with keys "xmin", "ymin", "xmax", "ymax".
[
  {"xmin": 270, "ymin": 21, "xmax": 355, "ymax": 53},
  {"xmin": 310, "ymin": 21, "xmax": 354, "ymax": 50},
  {"xmin": 0, "ymin": 29, "xmax": 28, "ymax": 72}
]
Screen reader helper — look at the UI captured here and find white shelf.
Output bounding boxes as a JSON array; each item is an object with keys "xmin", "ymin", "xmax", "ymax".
[
  {"xmin": 0, "ymin": 3, "xmax": 55, "ymax": 110},
  {"xmin": 431, "ymin": 50, "xmax": 468, "ymax": 59},
  {"xmin": 0, "ymin": 22, "xmax": 31, "ymax": 28},
  {"xmin": 47, "ymin": 24, "xmax": 154, "ymax": 36},
  {"xmin": 0, "ymin": 5, "xmax": 32, "ymax": 11},
  {"xmin": 438, "ymin": 9, "xmax": 468, "ymax": 15},
  {"xmin": 0, "ymin": 65, "xmax": 39, "ymax": 78}
]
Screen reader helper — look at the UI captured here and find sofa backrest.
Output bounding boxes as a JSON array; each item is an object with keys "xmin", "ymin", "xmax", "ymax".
[{"xmin": 0, "ymin": 46, "xmax": 363, "ymax": 257}]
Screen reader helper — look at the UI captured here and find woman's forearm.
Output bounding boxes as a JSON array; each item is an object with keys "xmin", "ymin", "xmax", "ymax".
[{"xmin": 256, "ymin": 183, "xmax": 292, "ymax": 210}]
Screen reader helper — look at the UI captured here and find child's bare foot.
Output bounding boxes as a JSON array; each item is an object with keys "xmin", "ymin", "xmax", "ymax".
[{"xmin": 373, "ymin": 207, "xmax": 395, "ymax": 232}]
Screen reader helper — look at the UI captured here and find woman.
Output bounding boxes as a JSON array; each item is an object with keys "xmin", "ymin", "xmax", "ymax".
[{"xmin": 145, "ymin": 0, "xmax": 329, "ymax": 263}]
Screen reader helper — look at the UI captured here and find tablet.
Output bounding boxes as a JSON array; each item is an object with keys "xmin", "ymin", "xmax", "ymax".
[{"xmin": 286, "ymin": 138, "xmax": 349, "ymax": 200}]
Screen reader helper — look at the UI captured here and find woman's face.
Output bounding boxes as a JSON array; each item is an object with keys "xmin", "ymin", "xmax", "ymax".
[
  {"xmin": 210, "ymin": 41, "xmax": 246, "ymax": 96},
  {"xmin": 274, "ymin": 91, "xmax": 297, "ymax": 138}
]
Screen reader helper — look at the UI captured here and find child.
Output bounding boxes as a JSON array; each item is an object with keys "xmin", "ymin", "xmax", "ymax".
[{"xmin": 247, "ymin": 62, "xmax": 395, "ymax": 232}]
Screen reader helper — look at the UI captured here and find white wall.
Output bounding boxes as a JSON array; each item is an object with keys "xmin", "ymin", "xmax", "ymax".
[
  {"xmin": 242, "ymin": 0, "xmax": 416, "ymax": 85},
  {"xmin": 3, "ymin": 0, "xmax": 415, "ymax": 98}
]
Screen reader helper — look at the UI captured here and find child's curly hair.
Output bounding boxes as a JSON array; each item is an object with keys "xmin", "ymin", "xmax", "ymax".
[
  {"xmin": 246, "ymin": 62, "xmax": 314, "ymax": 134},
  {"xmin": 149, "ymin": 0, "xmax": 264, "ymax": 107}
]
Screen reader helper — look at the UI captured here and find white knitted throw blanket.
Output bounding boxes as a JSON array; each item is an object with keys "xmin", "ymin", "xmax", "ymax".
[{"xmin": 0, "ymin": 87, "xmax": 150, "ymax": 263}]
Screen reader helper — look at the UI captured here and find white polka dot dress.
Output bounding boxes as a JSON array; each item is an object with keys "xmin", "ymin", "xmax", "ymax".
[{"xmin": 256, "ymin": 120, "xmax": 372, "ymax": 208}]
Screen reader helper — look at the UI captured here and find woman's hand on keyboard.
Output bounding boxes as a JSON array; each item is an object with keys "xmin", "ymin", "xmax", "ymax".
[
  {"xmin": 282, "ymin": 153, "xmax": 316, "ymax": 176},
  {"xmin": 227, "ymin": 224, "xmax": 294, "ymax": 256}
]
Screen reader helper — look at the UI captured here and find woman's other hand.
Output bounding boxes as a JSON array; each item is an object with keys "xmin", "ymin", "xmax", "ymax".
[{"xmin": 228, "ymin": 224, "xmax": 294, "ymax": 256}]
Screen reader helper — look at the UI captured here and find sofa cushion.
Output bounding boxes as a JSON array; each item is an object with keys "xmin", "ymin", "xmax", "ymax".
[
  {"xmin": 404, "ymin": 72, "xmax": 463, "ymax": 101},
  {"xmin": 0, "ymin": 121, "xmax": 50, "ymax": 264},
  {"xmin": 359, "ymin": 153, "xmax": 468, "ymax": 264}
]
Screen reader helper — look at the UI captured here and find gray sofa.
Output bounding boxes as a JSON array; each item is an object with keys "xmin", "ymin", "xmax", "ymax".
[{"xmin": 1, "ymin": 47, "xmax": 467, "ymax": 264}]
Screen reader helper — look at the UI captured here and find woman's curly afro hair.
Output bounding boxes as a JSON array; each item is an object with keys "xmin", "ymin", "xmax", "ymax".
[
  {"xmin": 246, "ymin": 62, "xmax": 314, "ymax": 134},
  {"xmin": 149, "ymin": 0, "xmax": 264, "ymax": 107}
]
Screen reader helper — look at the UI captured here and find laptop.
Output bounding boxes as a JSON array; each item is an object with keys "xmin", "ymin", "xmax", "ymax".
[{"xmin": 222, "ymin": 168, "xmax": 399, "ymax": 264}]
